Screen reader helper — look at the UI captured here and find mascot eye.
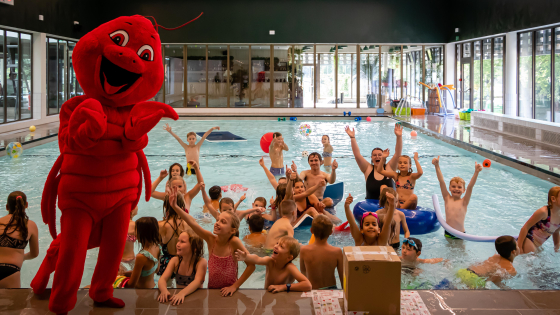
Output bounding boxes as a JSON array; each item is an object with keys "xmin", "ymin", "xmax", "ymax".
[
  {"xmin": 109, "ymin": 30, "xmax": 129, "ymax": 46},
  {"xmin": 137, "ymin": 45, "xmax": 154, "ymax": 61}
]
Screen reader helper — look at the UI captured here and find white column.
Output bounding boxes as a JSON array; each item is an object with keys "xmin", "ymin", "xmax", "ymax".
[
  {"xmin": 444, "ymin": 42, "xmax": 455, "ymax": 110},
  {"xmin": 505, "ymin": 31, "xmax": 517, "ymax": 116},
  {"xmin": 32, "ymin": 32, "xmax": 47, "ymax": 120}
]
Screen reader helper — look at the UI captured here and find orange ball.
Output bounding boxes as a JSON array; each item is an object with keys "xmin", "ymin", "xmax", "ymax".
[
  {"xmin": 411, "ymin": 130, "xmax": 418, "ymax": 137},
  {"xmin": 483, "ymin": 159, "xmax": 491, "ymax": 168}
]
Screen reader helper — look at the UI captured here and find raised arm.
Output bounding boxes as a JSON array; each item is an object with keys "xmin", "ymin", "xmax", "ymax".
[
  {"xmin": 345, "ymin": 126, "xmax": 370, "ymax": 173},
  {"xmin": 170, "ymin": 187, "xmax": 215, "ymax": 243},
  {"xmin": 151, "ymin": 169, "xmax": 168, "ymax": 200},
  {"xmin": 327, "ymin": 160, "xmax": 337, "ymax": 184},
  {"xmin": 283, "ymin": 142, "xmax": 289, "ymax": 151},
  {"xmin": 197, "ymin": 126, "xmax": 220, "ymax": 147},
  {"xmin": 399, "ymin": 211, "xmax": 410, "ymax": 238},
  {"xmin": 432, "ymin": 156, "xmax": 450, "ymax": 199},
  {"xmin": 378, "ymin": 149, "xmax": 398, "ymax": 179},
  {"xmin": 387, "ymin": 124, "xmax": 403, "ymax": 171},
  {"xmin": 236, "ymin": 207, "xmax": 264, "ymax": 220},
  {"xmin": 411, "ymin": 152, "xmax": 423, "ymax": 180},
  {"xmin": 463, "ymin": 162, "xmax": 482, "ymax": 207},
  {"xmin": 294, "ymin": 180, "xmax": 325, "ymax": 201},
  {"xmin": 234, "ymin": 194, "xmax": 246, "ymax": 212},
  {"xmin": 200, "ymin": 184, "xmax": 220, "ymax": 220},
  {"xmin": 164, "ymin": 123, "xmax": 187, "ymax": 146},
  {"xmin": 262, "ymin": 206, "xmax": 277, "ymax": 222},
  {"xmin": 24, "ymin": 221, "xmax": 39, "ymax": 260},
  {"xmin": 344, "ymin": 194, "xmax": 362, "ymax": 243},
  {"xmin": 285, "ymin": 168, "xmax": 294, "ymax": 201},
  {"xmin": 260, "ymin": 157, "xmax": 279, "ymax": 189},
  {"xmin": 378, "ymin": 192, "xmax": 396, "ymax": 246},
  {"xmin": 235, "ymin": 249, "xmax": 272, "ymax": 266}
]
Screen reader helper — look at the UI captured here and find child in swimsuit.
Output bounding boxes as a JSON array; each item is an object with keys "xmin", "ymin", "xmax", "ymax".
[
  {"xmin": 433, "ymin": 156, "xmax": 482, "ymax": 240},
  {"xmin": 123, "ymin": 217, "xmax": 161, "ymax": 289},
  {"xmin": 343, "ymin": 191, "xmax": 396, "ymax": 247},
  {"xmin": 321, "ymin": 135, "xmax": 333, "ymax": 168},
  {"xmin": 168, "ymin": 186, "xmax": 256, "ymax": 297},
  {"xmin": 377, "ymin": 151, "xmax": 423, "ymax": 210},
  {"xmin": 157, "ymin": 230, "xmax": 207, "ymax": 305},
  {"xmin": 201, "ymin": 185, "xmax": 265, "ymax": 221},
  {"xmin": 399, "ymin": 238, "xmax": 444, "ymax": 271},
  {"xmin": 518, "ymin": 186, "xmax": 560, "ymax": 254},
  {"xmin": 203, "ymin": 185, "xmax": 221, "ymax": 214},
  {"xmin": 157, "ymin": 193, "xmax": 190, "ymax": 280},
  {"xmin": 164, "ymin": 124, "xmax": 220, "ymax": 170},
  {"xmin": 243, "ymin": 215, "xmax": 267, "ymax": 248},
  {"xmin": 376, "ymin": 188, "xmax": 410, "ymax": 250},
  {"xmin": 235, "ymin": 236, "xmax": 312, "ymax": 293},
  {"xmin": 269, "ymin": 132, "xmax": 289, "ymax": 176},
  {"xmin": 0, "ymin": 191, "xmax": 39, "ymax": 288},
  {"xmin": 458, "ymin": 236, "xmax": 518, "ymax": 289},
  {"xmin": 152, "ymin": 161, "xmax": 203, "ymax": 211},
  {"xmin": 120, "ymin": 206, "xmax": 138, "ymax": 272}
]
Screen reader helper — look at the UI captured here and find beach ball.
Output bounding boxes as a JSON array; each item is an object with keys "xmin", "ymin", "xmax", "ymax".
[
  {"xmin": 6, "ymin": 142, "xmax": 23, "ymax": 158},
  {"xmin": 260, "ymin": 132, "xmax": 274, "ymax": 153},
  {"xmin": 302, "ymin": 151, "xmax": 309, "ymax": 158},
  {"xmin": 411, "ymin": 130, "xmax": 418, "ymax": 137},
  {"xmin": 483, "ymin": 159, "xmax": 491, "ymax": 168},
  {"xmin": 299, "ymin": 124, "xmax": 312, "ymax": 136},
  {"xmin": 29, "ymin": 125, "xmax": 36, "ymax": 132},
  {"xmin": 366, "ymin": 117, "xmax": 372, "ymax": 122}
]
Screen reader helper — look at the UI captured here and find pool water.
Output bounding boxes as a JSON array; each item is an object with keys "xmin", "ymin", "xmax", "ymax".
[{"xmin": 1, "ymin": 118, "xmax": 557, "ymax": 290}]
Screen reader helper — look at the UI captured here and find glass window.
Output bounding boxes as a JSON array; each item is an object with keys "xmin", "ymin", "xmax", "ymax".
[
  {"xmin": 207, "ymin": 45, "xmax": 228, "ymax": 107},
  {"xmin": 251, "ymin": 45, "xmax": 271, "ymax": 107},
  {"xmin": 405, "ymin": 46, "xmax": 422, "ymax": 105},
  {"xmin": 473, "ymin": 41, "xmax": 481, "ymax": 110},
  {"xmin": 273, "ymin": 45, "xmax": 290, "ymax": 107},
  {"xmin": 57, "ymin": 40, "xmax": 67, "ymax": 112},
  {"xmin": 0, "ymin": 31, "xmax": 4, "ymax": 123},
  {"xmin": 186, "ymin": 45, "xmax": 206, "ymax": 108},
  {"xmin": 164, "ymin": 45, "xmax": 184, "ymax": 108},
  {"xmin": 381, "ymin": 46, "xmax": 402, "ymax": 107},
  {"xmin": 316, "ymin": 45, "xmax": 335, "ymax": 108},
  {"xmin": 337, "ymin": 45, "xmax": 357, "ymax": 108},
  {"xmin": 535, "ymin": 29, "xmax": 552, "ymax": 121},
  {"xmin": 493, "ymin": 37, "xmax": 504, "ymax": 113},
  {"xmin": 555, "ymin": 28, "xmax": 560, "ymax": 121},
  {"xmin": 228, "ymin": 45, "xmax": 249, "ymax": 107},
  {"xmin": 293, "ymin": 45, "xmax": 314, "ymax": 108},
  {"xmin": 68, "ymin": 41, "xmax": 83, "ymax": 99},
  {"xmin": 519, "ymin": 31, "xmax": 533, "ymax": 118},
  {"xmin": 425, "ymin": 46, "xmax": 444, "ymax": 102},
  {"xmin": 20, "ymin": 33, "xmax": 32, "ymax": 120},
  {"xmin": 482, "ymin": 39, "xmax": 492, "ymax": 111},
  {"xmin": 6, "ymin": 31, "xmax": 19, "ymax": 122},
  {"xmin": 47, "ymin": 38, "xmax": 58, "ymax": 115},
  {"xmin": 360, "ymin": 45, "xmax": 379, "ymax": 108}
]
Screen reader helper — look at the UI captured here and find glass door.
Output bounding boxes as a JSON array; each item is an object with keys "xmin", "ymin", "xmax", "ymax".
[
  {"xmin": 301, "ymin": 65, "xmax": 314, "ymax": 108},
  {"xmin": 461, "ymin": 42, "xmax": 472, "ymax": 109}
]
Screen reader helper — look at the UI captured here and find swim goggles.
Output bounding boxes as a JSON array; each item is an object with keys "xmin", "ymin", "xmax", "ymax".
[{"xmin": 403, "ymin": 238, "xmax": 418, "ymax": 252}]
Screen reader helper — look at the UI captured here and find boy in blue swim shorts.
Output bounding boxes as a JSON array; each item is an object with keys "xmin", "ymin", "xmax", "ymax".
[{"xmin": 269, "ymin": 132, "xmax": 289, "ymax": 176}]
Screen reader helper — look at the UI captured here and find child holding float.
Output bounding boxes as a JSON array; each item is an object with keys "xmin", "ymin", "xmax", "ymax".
[
  {"xmin": 168, "ymin": 186, "xmax": 255, "ymax": 296},
  {"xmin": 343, "ymin": 189, "xmax": 397, "ymax": 246}
]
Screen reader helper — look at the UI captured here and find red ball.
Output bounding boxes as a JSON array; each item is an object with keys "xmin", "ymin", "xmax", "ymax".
[
  {"xmin": 260, "ymin": 132, "xmax": 274, "ymax": 153},
  {"xmin": 483, "ymin": 159, "xmax": 491, "ymax": 168}
]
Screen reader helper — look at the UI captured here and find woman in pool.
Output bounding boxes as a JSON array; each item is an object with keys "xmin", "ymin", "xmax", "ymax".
[
  {"xmin": 345, "ymin": 123, "xmax": 403, "ymax": 200},
  {"xmin": 0, "ymin": 191, "xmax": 39, "ymax": 288},
  {"xmin": 517, "ymin": 186, "xmax": 560, "ymax": 254}
]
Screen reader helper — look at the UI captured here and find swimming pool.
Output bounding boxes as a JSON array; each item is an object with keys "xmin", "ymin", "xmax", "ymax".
[{"xmin": 1, "ymin": 117, "xmax": 556, "ymax": 290}]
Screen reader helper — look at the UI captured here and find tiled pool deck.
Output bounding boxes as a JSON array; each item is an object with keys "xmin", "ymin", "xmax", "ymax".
[{"xmin": 2, "ymin": 288, "xmax": 560, "ymax": 315}]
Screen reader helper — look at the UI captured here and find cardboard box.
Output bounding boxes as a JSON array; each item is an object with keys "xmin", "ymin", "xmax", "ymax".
[{"xmin": 343, "ymin": 246, "xmax": 401, "ymax": 315}]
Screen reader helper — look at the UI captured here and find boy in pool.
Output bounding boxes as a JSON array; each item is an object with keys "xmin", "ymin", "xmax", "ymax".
[
  {"xmin": 164, "ymin": 124, "xmax": 220, "ymax": 172},
  {"xmin": 300, "ymin": 215, "xmax": 343, "ymax": 290},
  {"xmin": 203, "ymin": 185, "xmax": 222, "ymax": 214},
  {"xmin": 400, "ymin": 238, "xmax": 444, "ymax": 268},
  {"xmin": 432, "ymin": 156, "xmax": 483, "ymax": 240},
  {"xmin": 265, "ymin": 200, "xmax": 295, "ymax": 253},
  {"xmin": 322, "ymin": 135, "xmax": 333, "ymax": 169},
  {"xmin": 457, "ymin": 236, "xmax": 518, "ymax": 289},
  {"xmin": 298, "ymin": 153, "xmax": 337, "ymax": 207},
  {"xmin": 269, "ymin": 132, "xmax": 289, "ymax": 177},
  {"xmin": 235, "ymin": 236, "xmax": 312, "ymax": 293},
  {"xmin": 243, "ymin": 215, "xmax": 267, "ymax": 248}
]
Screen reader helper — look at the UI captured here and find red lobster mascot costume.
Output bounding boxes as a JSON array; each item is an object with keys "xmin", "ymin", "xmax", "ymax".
[{"xmin": 30, "ymin": 16, "xmax": 178, "ymax": 314}]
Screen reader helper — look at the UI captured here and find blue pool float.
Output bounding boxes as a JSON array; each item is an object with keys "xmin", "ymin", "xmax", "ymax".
[{"xmin": 353, "ymin": 199, "xmax": 440, "ymax": 235}]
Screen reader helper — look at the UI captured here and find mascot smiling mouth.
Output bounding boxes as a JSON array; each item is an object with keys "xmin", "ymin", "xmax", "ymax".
[{"xmin": 99, "ymin": 56, "xmax": 142, "ymax": 95}]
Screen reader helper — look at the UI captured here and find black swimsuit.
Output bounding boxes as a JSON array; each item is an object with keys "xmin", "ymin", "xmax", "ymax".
[
  {"xmin": 0, "ymin": 226, "xmax": 29, "ymax": 281},
  {"xmin": 157, "ymin": 220, "xmax": 182, "ymax": 277},
  {"xmin": 173, "ymin": 256, "xmax": 198, "ymax": 287},
  {"xmin": 365, "ymin": 164, "xmax": 395, "ymax": 200}
]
